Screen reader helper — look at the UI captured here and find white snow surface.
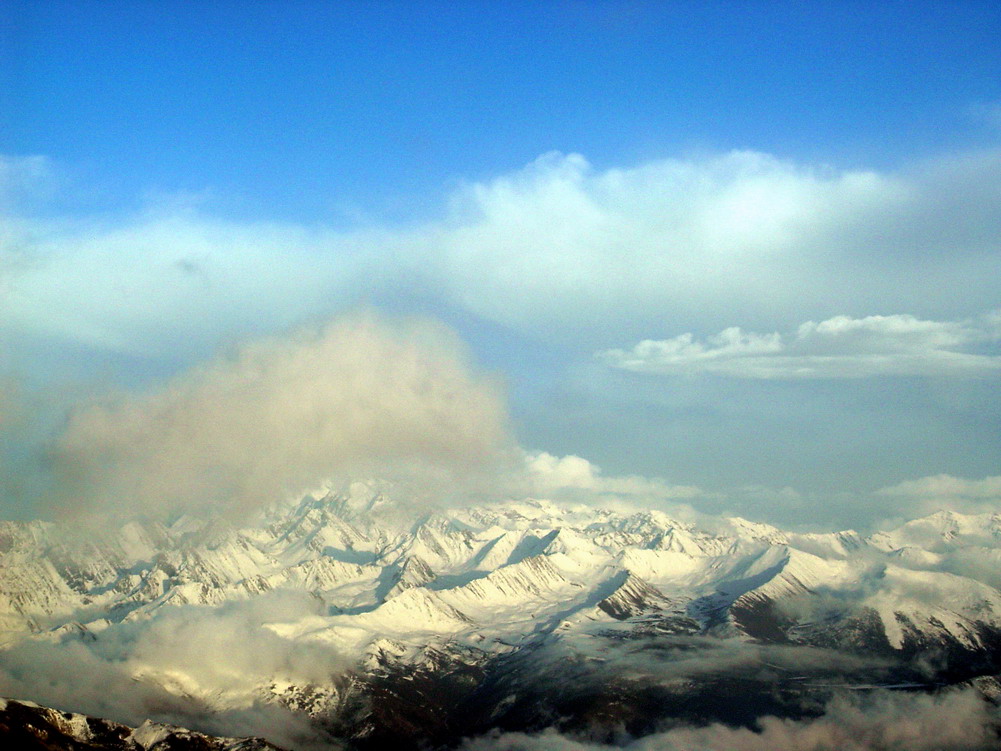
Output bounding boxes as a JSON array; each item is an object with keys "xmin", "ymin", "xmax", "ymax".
[{"xmin": 2, "ymin": 490, "xmax": 1001, "ymax": 710}]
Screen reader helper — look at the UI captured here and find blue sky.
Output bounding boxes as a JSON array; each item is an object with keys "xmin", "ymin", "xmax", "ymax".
[
  {"xmin": 2, "ymin": 1, "xmax": 1000, "ymax": 528},
  {"xmin": 5, "ymin": 1, "xmax": 1000, "ymax": 221}
]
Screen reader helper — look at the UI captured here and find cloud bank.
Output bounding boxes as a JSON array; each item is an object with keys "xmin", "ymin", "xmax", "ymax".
[
  {"xmin": 48, "ymin": 312, "xmax": 514, "ymax": 522},
  {"xmin": 4, "ymin": 147, "xmax": 1001, "ymax": 359},
  {"xmin": 599, "ymin": 312, "xmax": 1001, "ymax": 379},
  {"xmin": 432, "ymin": 148, "xmax": 1001, "ymax": 340}
]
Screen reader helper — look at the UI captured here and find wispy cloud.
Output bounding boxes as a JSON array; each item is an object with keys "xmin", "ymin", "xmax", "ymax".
[
  {"xmin": 876, "ymin": 474, "xmax": 1001, "ymax": 517},
  {"xmin": 969, "ymin": 100, "xmax": 1001, "ymax": 131},
  {"xmin": 598, "ymin": 313, "xmax": 1001, "ymax": 379},
  {"xmin": 0, "ymin": 154, "xmax": 56, "ymax": 212},
  {"xmin": 878, "ymin": 474, "xmax": 1001, "ymax": 501}
]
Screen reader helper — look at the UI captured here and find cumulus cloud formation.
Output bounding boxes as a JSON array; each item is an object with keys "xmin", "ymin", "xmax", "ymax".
[
  {"xmin": 460, "ymin": 689, "xmax": 1000, "ymax": 751},
  {"xmin": 434, "ymin": 149, "xmax": 1001, "ymax": 338},
  {"xmin": 4, "ymin": 147, "xmax": 1001, "ymax": 359},
  {"xmin": 48, "ymin": 312, "xmax": 514, "ymax": 522},
  {"xmin": 440, "ymin": 150, "xmax": 866, "ymax": 331},
  {"xmin": 598, "ymin": 312, "xmax": 1001, "ymax": 379},
  {"xmin": 524, "ymin": 451, "xmax": 702, "ymax": 503}
]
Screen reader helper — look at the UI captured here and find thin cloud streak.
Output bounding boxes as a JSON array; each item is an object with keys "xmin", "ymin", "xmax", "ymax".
[{"xmin": 598, "ymin": 313, "xmax": 1001, "ymax": 379}]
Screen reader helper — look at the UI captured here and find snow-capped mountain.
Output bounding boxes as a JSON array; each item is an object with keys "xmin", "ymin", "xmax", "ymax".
[{"xmin": 2, "ymin": 490, "xmax": 1000, "ymax": 749}]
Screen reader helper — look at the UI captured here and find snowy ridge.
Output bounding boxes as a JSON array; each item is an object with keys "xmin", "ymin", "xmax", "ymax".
[
  {"xmin": 870, "ymin": 510, "xmax": 1001, "ymax": 553},
  {"xmin": 4, "ymin": 495, "xmax": 1001, "ymax": 650}
]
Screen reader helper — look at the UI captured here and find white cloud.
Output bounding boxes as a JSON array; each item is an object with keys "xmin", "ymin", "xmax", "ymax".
[
  {"xmin": 526, "ymin": 451, "xmax": 599, "ymax": 490},
  {"xmin": 433, "ymin": 150, "xmax": 912, "ymax": 336},
  {"xmin": 48, "ymin": 311, "xmax": 515, "ymax": 522},
  {"xmin": 3, "ymin": 146, "xmax": 1000, "ymax": 361},
  {"xmin": 524, "ymin": 451, "xmax": 702, "ymax": 503},
  {"xmin": 598, "ymin": 312, "xmax": 1001, "ymax": 379},
  {"xmin": 432, "ymin": 147, "xmax": 1001, "ymax": 341},
  {"xmin": 878, "ymin": 474, "xmax": 1001, "ymax": 500},
  {"xmin": 0, "ymin": 212, "xmax": 388, "ymax": 360},
  {"xmin": 876, "ymin": 474, "xmax": 1001, "ymax": 516}
]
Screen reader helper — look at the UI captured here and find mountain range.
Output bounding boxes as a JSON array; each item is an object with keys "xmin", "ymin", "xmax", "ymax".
[{"xmin": 2, "ymin": 488, "xmax": 1000, "ymax": 749}]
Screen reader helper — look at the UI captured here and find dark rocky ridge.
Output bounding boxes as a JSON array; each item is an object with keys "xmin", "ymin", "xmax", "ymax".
[{"xmin": 0, "ymin": 698, "xmax": 285, "ymax": 751}]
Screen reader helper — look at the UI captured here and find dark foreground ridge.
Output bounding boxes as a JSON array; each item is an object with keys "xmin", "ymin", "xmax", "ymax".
[
  {"xmin": 0, "ymin": 698, "xmax": 286, "ymax": 751},
  {"xmin": 4, "ymin": 682, "xmax": 1001, "ymax": 751}
]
